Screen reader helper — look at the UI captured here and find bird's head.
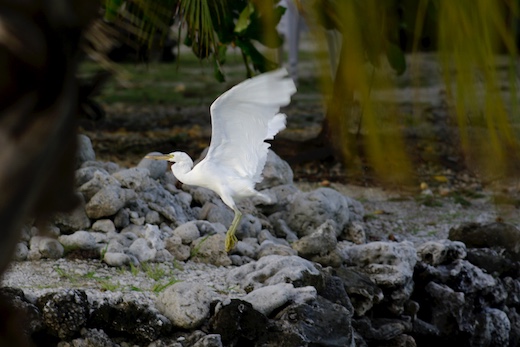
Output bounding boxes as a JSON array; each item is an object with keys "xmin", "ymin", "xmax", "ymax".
[{"xmin": 145, "ymin": 151, "xmax": 190, "ymax": 164}]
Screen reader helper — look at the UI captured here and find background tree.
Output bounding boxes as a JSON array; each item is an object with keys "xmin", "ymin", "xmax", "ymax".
[{"xmin": 94, "ymin": 0, "xmax": 520, "ymax": 188}]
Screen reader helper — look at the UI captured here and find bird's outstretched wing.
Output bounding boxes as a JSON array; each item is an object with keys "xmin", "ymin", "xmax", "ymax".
[{"xmin": 205, "ymin": 68, "xmax": 296, "ymax": 183}]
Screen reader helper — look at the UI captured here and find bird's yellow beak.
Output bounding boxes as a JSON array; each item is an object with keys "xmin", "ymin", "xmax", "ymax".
[{"xmin": 145, "ymin": 154, "xmax": 174, "ymax": 161}]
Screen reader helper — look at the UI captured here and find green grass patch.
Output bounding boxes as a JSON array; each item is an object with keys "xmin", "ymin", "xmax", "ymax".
[
  {"xmin": 416, "ymin": 195, "xmax": 443, "ymax": 207},
  {"xmin": 190, "ymin": 234, "xmax": 211, "ymax": 258},
  {"xmin": 152, "ymin": 278, "xmax": 181, "ymax": 293}
]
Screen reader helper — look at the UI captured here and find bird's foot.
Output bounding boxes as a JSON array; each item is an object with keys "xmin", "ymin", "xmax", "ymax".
[
  {"xmin": 225, "ymin": 230, "xmax": 238, "ymax": 253},
  {"xmin": 225, "ymin": 210, "xmax": 243, "ymax": 252}
]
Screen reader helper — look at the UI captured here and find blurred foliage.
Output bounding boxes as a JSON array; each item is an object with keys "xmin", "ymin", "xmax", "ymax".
[
  {"xmin": 101, "ymin": 0, "xmax": 286, "ymax": 81},
  {"xmin": 303, "ymin": 0, "xmax": 520, "ymax": 186},
  {"xmin": 305, "ymin": 0, "xmax": 413, "ymax": 184},
  {"xmin": 95, "ymin": 0, "xmax": 520, "ymax": 188},
  {"xmin": 436, "ymin": 0, "xmax": 520, "ymax": 181}
]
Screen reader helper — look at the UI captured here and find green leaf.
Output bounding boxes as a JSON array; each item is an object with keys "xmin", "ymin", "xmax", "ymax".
[
  {"xmin": 216, "ymin": 44, "xmax": 227, "ymax": 65},
  {"xmin": 236, "ymin": 38, "xmax": 278, "ymax": 73},
  {"xmin": 235, "ymin": 2, "xmax": 254, "ymax": 33},
  {"xmin": 104, "ymin": 0, "xmax": 124, "ymax": 22},
  {"xmin": 245, "ymin": 5, "xmax": 285, "ymax": 48},
  {"xmin": 213, "ymin": 57, "xmax": 225, "ymax": 82},
  {"xmin": 386, "ymin": 42, "xmax": 406, "ymax": 75}
]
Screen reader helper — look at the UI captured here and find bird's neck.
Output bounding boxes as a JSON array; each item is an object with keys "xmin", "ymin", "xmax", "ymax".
[{"xmin": 171, "ymin": 160, "xmax": 194, "ymax": 184}]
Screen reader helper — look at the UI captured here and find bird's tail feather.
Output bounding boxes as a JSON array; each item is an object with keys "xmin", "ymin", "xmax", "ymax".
[{"xmin": 266, "ymin": 113, "xmax": 287, "ymax": 140}]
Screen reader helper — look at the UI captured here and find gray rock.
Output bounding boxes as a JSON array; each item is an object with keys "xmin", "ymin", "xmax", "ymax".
[
  {"xmin": 70, "ymin": 328, "xmax": 118, "ymax": 347},
  {"xmin": 86, "ymin": 186, "xmax": 136, "ymax": 219},
  {"xmin": 318, "ymin": 270, "xmax": 355, "ymax": 310},
  {"xmin": 53, "ymin": 195, "xmax": 91, "ymax": 233},
  {"xmin": 114, "ymin": 208, "xmax": 130, "ymax": 229},
  {"xmin": 353, "ymin": 316, "xmax": 412, "ymax": 344},
  {"xmin": 126, "ymin": 198, "xmax": 151, "ymax": 221},
  {"xmin": 504, "ymin": 277, "xmax": 520, "ymax": 306},
  {"xmin": 75, "ymin": 166, "xmax": 109, "ymax": 187},
  {"xmin": 344, "ymin": 241, "xmax": 417, "ymax": 315},
  {"xmin": 81, "ymin": 160, "xmax": 120, "ymax": 174},
  {"xmin": 192, "ymin": 334, "xmax": 223, "ymax": 347},
  {"xmin": 334, "ymin": 267, "xmax": 384, "ymax": 316},
  {"xmin": 256, "ymin": 240, "xmax": 298, "ymax": 258},
  {"xmin": 266, "ymin": 296, "xmax": 354, "ymax": 347},
  {"xmin": 466, "ymin": 248, "xmax": 518, "ymax": 277},
  {"xmin": 59, "ymin": 231, "xmax": 97, "ymax": 251},
  {"xmin": 233, "ymin": 240, "xmax": 258, "ymax": 259},
  {"xmin": 0, "ymin": 288, "xmax": 42, "ymax": 338},
  {"xmin": 90, "ymin": 301, "xmax": 172, "ymax": 342},
  {"xmin": 506, "ymin": 307, "xmax": 520, "ymax": 347},
  {"xmin": 37, "ymin": 289, "xmax": 89, "ymax": 340},
  {"xmin": 77, "ymin": 135, "xmax": 96, "ymax": 167},
  {"xmin": 346, "ymin": 196, "xmax": 365, "ymax": 222},
  {"xmin": 229, "ymin": 255, "xmax": 255, "ymax": 266},
  {"xmin": 103, "ymin": 252, "xmax": 131, "ymax": 267},
  {"xmin": 416, "ymin": 239, "xmax": 466, "ymax": 265},
  {"xmin": 292, "ymin": 220, "xmax": 338, "ymax": 257},
  {"xmin": 165, "ymin": 235, "xmax": 191, "ymax": 261},
  {"xmin": 423, "ymin": 281, "xmax": 468, "ymax": 335},
  {"xmin": 173, "ymin": 221, "xmax": 201, "ymax": 244},
  {"xmin": 342, "ymin": 221, "xmax": 366, "ymax": 244},
  {"xmin": 142, "ymin": 223, "xmax": 164, "ymax": 251},
  {"xmin": 470, "ymin": 308, "xmax": 511, "ymax": 347},
  {"xmin": 145, "ymin": 194, "xmax": 193, "ymax": 225},
  {"xmin": 259, "ymin": 184, "xmax": 300, "ymax": 216},
  {"xmin": 436, "ymin": 259, "xmax": 496, "ymax": 293},
  {"xmin": 236, "ymin": 213, "xmax": 262, "ymax": 239},
  {"xmin": 286, "ymin": 188, "xmax": 352, "ymax": 237},
  {"xmin": 114, "ymin": 230, "xmax": 138, "ymax": 247},
  {"xmin": 128, "ymin": 238, "xmax": 157, "ymax": 262},
  {"xmin": 243, "ymin": 283, "xmax": 316, "ymax": 316},
  {"xmin": 251, "ymin": 188, "xmax": 277, "ymax": 207},
  {"xmin": 186, "ymin": 185, "xmax": 222, "ymax": 208},
  {"xmin": 37, "ymin": 237, "xmax": 65, "ymax": 259},
  {"xmin": 209, "ymin": 299, "xmax": 268, "ymax": 345},
  {"xmin": 145, "ymin": 210, "xmax": 161, "ymax": 224},
  {"xmin": 113, "ymin": 167, "xmax": 150, "ymax": 190},
  {"xmin": 449, "ymin": 222, "xmax": 520, "ymax": 260},
  {"xmin": 199, "ymin": 202, "xmax": 233, "ymax": 228},
  {"xmin": 194, "ymin": 220, "xmax": 227, "ymax": 236},
  {"xmin": 310, "ymin": 248, "xmax": 344, "ymax": 267},
  {"xmin": 155, "ymin": 249, "xmax": 174, "ymax": 262},
  {"xmin": 138, "ymin": 152, "xmax": 169, "ymax": 179},
  {"xmin": 256, "ymin": 150, "xmax": 294, "ymax": 190},
  {"xmin": 156, "ymin": 282, "xmax": 218, "ymax": 329},
  {"xmin": 344, "ymin": 241, "xmax": 417, "ymax": 288},
  {"xmin": 12, "ymin": 242, "xmax": 28, "ymax": 261},
  {"xmin": 92, "ymin": 219, "xmax": 116, "ymax": 233},
  {"xmin": 130, "ymin": 214, "xmax": 145, "ymax": 226},
  {"xmin": 19, "ymin": 224, "xmax": 32, "ymax": 242},
  {"xmin": 79, "ymin": 170, "xmax": 120, "ymax": 201},
  {"xmin": 43, "ymin": 225, "xmax": 61, "ymax": 238},
  {"xmin": 269, "ymin": 213, "xmax": 299, "ymax": 241},
  {"xmin": 145, "ymin": 186, "xmax": 193, "ymax": 224},
  {"xmin": 106, "ymin": 239, "xmax": 125, "ymax": 253},
  {"xmin": 257, "ymin": 228, "xmax": 290, "ymax": 246},
  {"xmin": 91, "ymin": 231, "xmax": 109, "ymax": 245},
  {"xmin": 227, "ymin": 255, "xmax": 322, "ymax": 292},
  {"xmin": 191, "ymin": 234, "xmax": 232, "ymax": 266}
]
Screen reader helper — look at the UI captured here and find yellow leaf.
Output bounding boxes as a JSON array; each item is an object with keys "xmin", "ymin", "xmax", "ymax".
[{"xmin": 433, "ymin": 175, "xmax": 448, "ymax": 183}]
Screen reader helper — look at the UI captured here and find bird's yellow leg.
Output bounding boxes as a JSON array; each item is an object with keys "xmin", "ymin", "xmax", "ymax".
[{"xmin": 225, "ymin": 210, "xmax": 242, "ymax": 252}]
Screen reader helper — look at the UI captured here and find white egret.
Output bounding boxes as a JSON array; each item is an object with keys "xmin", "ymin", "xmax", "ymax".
[{"xmin": 146, "ymin": 68, "xmax": 296, "ymax": 252}]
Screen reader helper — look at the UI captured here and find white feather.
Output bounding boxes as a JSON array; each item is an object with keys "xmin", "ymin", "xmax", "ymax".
[
  {"xmin": 148, "ymin": 68, "xmax": 296, "ymax": 252},
  {"xmin": 203, "ymin": 68, "xmax": 296, "ymax": 184}
]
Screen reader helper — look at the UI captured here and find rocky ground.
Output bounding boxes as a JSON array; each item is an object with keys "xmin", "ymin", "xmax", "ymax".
[
  {"xmin": 2, "ymin": 51, "xmax": 520, "ymax": 346},
  {"xmin": 1, "ymin": 132, "xmax": 520, "ymax": 347}
]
